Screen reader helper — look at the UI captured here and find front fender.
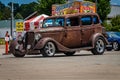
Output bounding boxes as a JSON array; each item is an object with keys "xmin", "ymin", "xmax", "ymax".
[
  {"xmin": 92, "ymin": 33, "xmax": 109, "ymax": 48},
  {"xmin": 34, "ymin": 38, "xmax": 52, "ymax": 50},
  {"xmin": 34, "ymin": 37, "xmax": 70, "ymax": 52},
  {"xmin": 9, "ymin": 40, "xmax": 18, "ymax": 53}
]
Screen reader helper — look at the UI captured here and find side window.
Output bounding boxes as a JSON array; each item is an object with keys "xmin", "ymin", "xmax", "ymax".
[
  {"xmin": 66, "ymin": 19, "xmax": 71, "ymax": 26},
  {"xmin": 42, "ymin": 19, "xmax": 54, "ymax": 28},
  {"xmin": 93, "ymin": 16, "xmax": 99, "ymax": 24},
  {"xmin": 81, "ymin": 16, "xmax": 92, "ymax": 25},
  {"xmin": 66, "ymin": 17, "xmax": 79, "ymax": 26},
  {"xmin": 55, "ymin": 18, "xmax": 64, "ymax": 27}
]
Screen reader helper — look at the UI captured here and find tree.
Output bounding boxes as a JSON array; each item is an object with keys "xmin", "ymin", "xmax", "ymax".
[
  {"xmin": 37, "ymin": 0, "xmax": 66, "ymax": 15},
  {"xmin": 0, "ymin": 1, "xmax": 5, "ymax": 10},
  {"xmin": 102, "ymin": 21, "xmax": 112, "ymax": 31},
  {"xmin": 111, "ymin": 15, "xmax": 120, "ymax": 31},
  {"xmin": 102, "ymin": 15, "xmax": 120, "ymax": 31},
  {"xmin": 84, "ymin": 0, "xmax": 111, "ymax": 22},
  {"xmin": 8, "ymin": 2, "xmax": 20, "ymax": 16},
  {"xmin": 0, "ymin": 1, "xmax": 5, "ymax": 20},
  {"xmin": 19, "ymin": 2, "xmax": 38, "ymax": 18},
  {"xmin": 2, "ymin": 7, "xmax": 11, "ymax": 20},
  {"xmin": 15, "ymin": 13, "xmax": 23, "ymax": 19},
  {"xmin": 0, "ymin": 12, "xmax": 3, "ymax": 20}
]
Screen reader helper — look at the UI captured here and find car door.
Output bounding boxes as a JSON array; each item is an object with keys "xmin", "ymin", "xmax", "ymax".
[
  {"xmin": 80, "ymin": 15, "xmax": 94, "ymax": 47},
  {"xmin": 62, "ymin": 16, "xmax": 82, "ymax": 48}
]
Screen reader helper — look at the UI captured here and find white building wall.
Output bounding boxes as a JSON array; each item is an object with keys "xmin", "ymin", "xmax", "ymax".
[{"xmin": 107, "ymin": 5, "xmax": 120, "ymax": 18}]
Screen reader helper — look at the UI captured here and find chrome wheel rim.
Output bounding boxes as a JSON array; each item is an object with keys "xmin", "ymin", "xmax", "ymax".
[
  {"xmin": 44, "ymin": 42, "xmax": 55, "ymax": 56},
  {"xmin": 96, "ymin": 39, "xmax": 105, "ymax": 53},
  {"xmin": 113, "ymin": 42, "xmax": 119, "ymax": 50}
]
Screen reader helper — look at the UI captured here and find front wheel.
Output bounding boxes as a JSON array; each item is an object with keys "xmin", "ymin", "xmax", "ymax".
[
  {"xmin": 113, "ymin": 41, "xmax": 120, "ymax": 51},
  {"xmin": 41, "ymin": 42, "xmax": 56, "ymax": 57},
  {"xmin": 91, "ymin": 37, "xmax": 105, "ymax": 55},
  {"xmin": 13, "ymin": 50, "xmax": 25, "ymax": 57}
]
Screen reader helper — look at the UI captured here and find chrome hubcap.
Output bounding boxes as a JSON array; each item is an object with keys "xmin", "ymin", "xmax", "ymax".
[
  {"xmin": 113, "ymin": 42, "xmax": 119, "ymax": 50},
  {"xmin": 96, "ymin": 39, "xmax": 105, "ymax": 53},
  {"xmin": 44, "ymin": 42, "xmax": 55, "ymax": 56}
]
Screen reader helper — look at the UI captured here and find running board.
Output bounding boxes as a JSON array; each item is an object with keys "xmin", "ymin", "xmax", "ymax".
[
  {"xmin": 68, "ymin": 47, "xmax": 93, "ymax": 52},
  {"xmin": 27, "ymin": 50, "xmax": 40, "ymax": 55}
]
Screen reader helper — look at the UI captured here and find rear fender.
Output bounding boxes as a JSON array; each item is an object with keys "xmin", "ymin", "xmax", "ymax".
[
  {"xmin": 34, "ymin": 37, "xmax": 70, "ymax": 51},
  {"xmin": 92, "ymin": 33, "xmax": 109, "ymax": 48}
]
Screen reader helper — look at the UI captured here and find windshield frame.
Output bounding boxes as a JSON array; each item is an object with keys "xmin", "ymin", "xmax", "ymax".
[{"xmin": 42, "ymin": 17, "xmax": 65, "ymax": 28}]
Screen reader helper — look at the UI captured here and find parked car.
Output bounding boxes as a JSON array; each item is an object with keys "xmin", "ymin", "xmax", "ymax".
[
  {"xmin": 9, "ymin": 13, "xmax": 108, "ymax": 57},
  {"xmin": 106, "ymin": 32, "xmax": 120, "ymax": 51}
]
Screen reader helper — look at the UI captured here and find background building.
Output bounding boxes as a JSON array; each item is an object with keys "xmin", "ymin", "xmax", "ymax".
[
  {"xmin": 107, "ymin": 5, "xmax": 120, "ymax": 19},
  {"xmin": 0, "ymin": 19, "xmax": 23, "ymax": 38}
]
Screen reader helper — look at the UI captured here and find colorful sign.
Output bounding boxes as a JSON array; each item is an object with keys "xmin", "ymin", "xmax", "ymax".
[
  {"xmin": 16, "ymin": 22, "xmax": 24, "ymax": 32},
  {"xmin": 80, "ymin": 1, "xmax": 96, "ymax": 13},
  {"xmin": 52, "ymin": 1, "xmax": 96, "ymax": 16}
]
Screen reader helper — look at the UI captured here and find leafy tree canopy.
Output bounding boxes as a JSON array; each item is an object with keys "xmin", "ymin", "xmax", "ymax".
[
  {"xmin": 15, "ymin": 12, "xmax": 23, "ymax": 19},
  {"xmin": 0, "ymin": 2, "xmax": 11, "ymax": 20},
  {"xmin": 8, "ymin": 2, "xmax": 20, "ymax": 16},
  {"xmin": 19, "ymin": 2, "xmax": 38, "ymax": 18},
  {"xmin": 111, "ymin": 15, "xmax": 120, "ymax": 31},
  {"xmin": 37, "ymin": 0, "xmax": 66, "ymax": 15},
  {"xmin": 0, "ymin": 1, "xmax": 8, "ymax": 20}
]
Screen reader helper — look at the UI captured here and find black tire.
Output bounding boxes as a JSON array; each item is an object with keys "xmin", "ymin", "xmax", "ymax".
[
  {"xmin": 113, "ymin": 41, "xmax": 120, "ymax": 51},
  {"xmin": 41, "ymin": 42, "xmax": 56, "ymax": 57},
  {"xmin": 13, "ymin": 50, "xmax": 25, "ymax": 57},
  {"xmin": 91, "ymin": 37, "xmax": 105, "ymax": 55},
  {"xmin": 64, "ymin": 51, "xmax": 75, "ymax": 56}
]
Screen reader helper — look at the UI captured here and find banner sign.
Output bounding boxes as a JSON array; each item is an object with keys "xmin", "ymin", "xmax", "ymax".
[
  {"xmin": 52, "ymin": 1, "xmax": 96, "ymax": 16},
  {"xmin": 16, "ymin": 22, "xmax": 24, "ymax": 32}
]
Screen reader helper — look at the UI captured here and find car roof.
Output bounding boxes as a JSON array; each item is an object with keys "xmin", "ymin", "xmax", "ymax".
[{"xmin": 45, "ymin": 13, "xmax": 99, "ymax": 19}]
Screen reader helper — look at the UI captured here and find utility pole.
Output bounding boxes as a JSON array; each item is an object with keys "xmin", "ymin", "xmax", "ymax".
[{"xmin": 11, "ymin": 2, "xmax": 14, "ymax": 37}]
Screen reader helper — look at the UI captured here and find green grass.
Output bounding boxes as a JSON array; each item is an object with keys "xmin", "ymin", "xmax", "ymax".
[{"xmin": 0, "ymin": 38, "xmax": 5, "ymax": 45}]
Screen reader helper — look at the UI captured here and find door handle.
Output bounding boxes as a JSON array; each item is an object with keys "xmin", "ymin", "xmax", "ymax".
[
  {"xmin": 81, "ymin": 29, "xmax": 85, "ymax": 35},
  {"xmin": 81, "ymin": 29, "xmax": 85, "ymax": 32}
]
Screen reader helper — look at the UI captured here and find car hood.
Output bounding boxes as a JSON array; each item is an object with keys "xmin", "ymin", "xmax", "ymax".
[{"xmin": 111, "ymin": 37, "xmax": 120, "ymax": 41}]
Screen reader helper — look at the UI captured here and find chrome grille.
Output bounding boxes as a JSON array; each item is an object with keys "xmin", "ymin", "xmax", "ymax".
[{"xmin": 25, "ymin": 32, "xmax": 35, "ymax": 49}]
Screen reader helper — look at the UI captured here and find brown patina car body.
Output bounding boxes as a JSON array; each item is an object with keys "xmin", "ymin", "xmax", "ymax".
[{"xmin": 9, "ymin": 13, "xmax": 108, "ymax": 57}]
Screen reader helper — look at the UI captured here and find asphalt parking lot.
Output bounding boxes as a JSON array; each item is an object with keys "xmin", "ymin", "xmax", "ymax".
[{"xmin": 0, "ymin": 45, "xmax": 120, "ymax": 80}]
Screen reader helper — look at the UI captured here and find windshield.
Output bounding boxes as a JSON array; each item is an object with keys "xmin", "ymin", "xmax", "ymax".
[
  {"xmin": 115, "ymin": 32, "xmax": 120, "ymax": 36},
  {"xmin": 108, "ymin": 32, "xmax": 120, "ymax": 38},
  {"xmin": 42, "ymin": 18, "xmax": 65, "ymax": 28}
]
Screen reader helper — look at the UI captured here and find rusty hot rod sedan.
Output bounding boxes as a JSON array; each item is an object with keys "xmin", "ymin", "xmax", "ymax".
[{"xmin": 9, "ymin": 13, "xmax": 108, "ymax": 57}]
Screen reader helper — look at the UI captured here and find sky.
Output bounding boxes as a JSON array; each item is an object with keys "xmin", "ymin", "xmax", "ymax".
[
  {"xmin": 0, "ymin": 0, "xmax": 120, "ymax": 5},
  {"xmin": 111, "ymin": 0, "xmax": 120, "ymax": 5},
  {"xmin": 0, "ymin": 0, "xmax": 37, "ymax": 5}
]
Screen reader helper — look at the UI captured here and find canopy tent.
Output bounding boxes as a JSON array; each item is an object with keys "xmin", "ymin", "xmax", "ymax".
[{"xmin": 24, "ymin": 14, "xmax": 49, "ymax": 31}]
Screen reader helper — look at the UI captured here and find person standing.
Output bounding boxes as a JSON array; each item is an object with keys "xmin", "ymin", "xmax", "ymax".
[
  {"xmin": 13, "ymin": 31, "xmax": 16, "ymax": 40},
  {"xmin": 4, "ymin": 31, "xmax": 9, "ymax": 54}
]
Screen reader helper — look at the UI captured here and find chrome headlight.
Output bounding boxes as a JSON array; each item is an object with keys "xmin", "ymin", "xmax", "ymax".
[
  {"xmin": 35, "ymin": 33, "xmax": 41, "ymax": 41},
  {"xmin": 27, "ymin": 45, "xmax": 31, "ymax": 49},
  {"xmin": 18, "ymin": 35, "xmax": 23, "ymax": 41}
]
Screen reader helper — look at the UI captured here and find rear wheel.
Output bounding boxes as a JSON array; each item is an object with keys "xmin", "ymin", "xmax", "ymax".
[
  {"xmin": 41, "ymin": 42, "xmax": 56, "ymax": 57},
  {"xmin": 113, "ymin": 41, "xmax": 120, "ymax": 51},
  {"xmin": 91, "ymin": 37, "xmax": 105, "ymax": 55},
  {"xmin": 64, "ymin": 51, "xmax": 75, "ymax": 56}
]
